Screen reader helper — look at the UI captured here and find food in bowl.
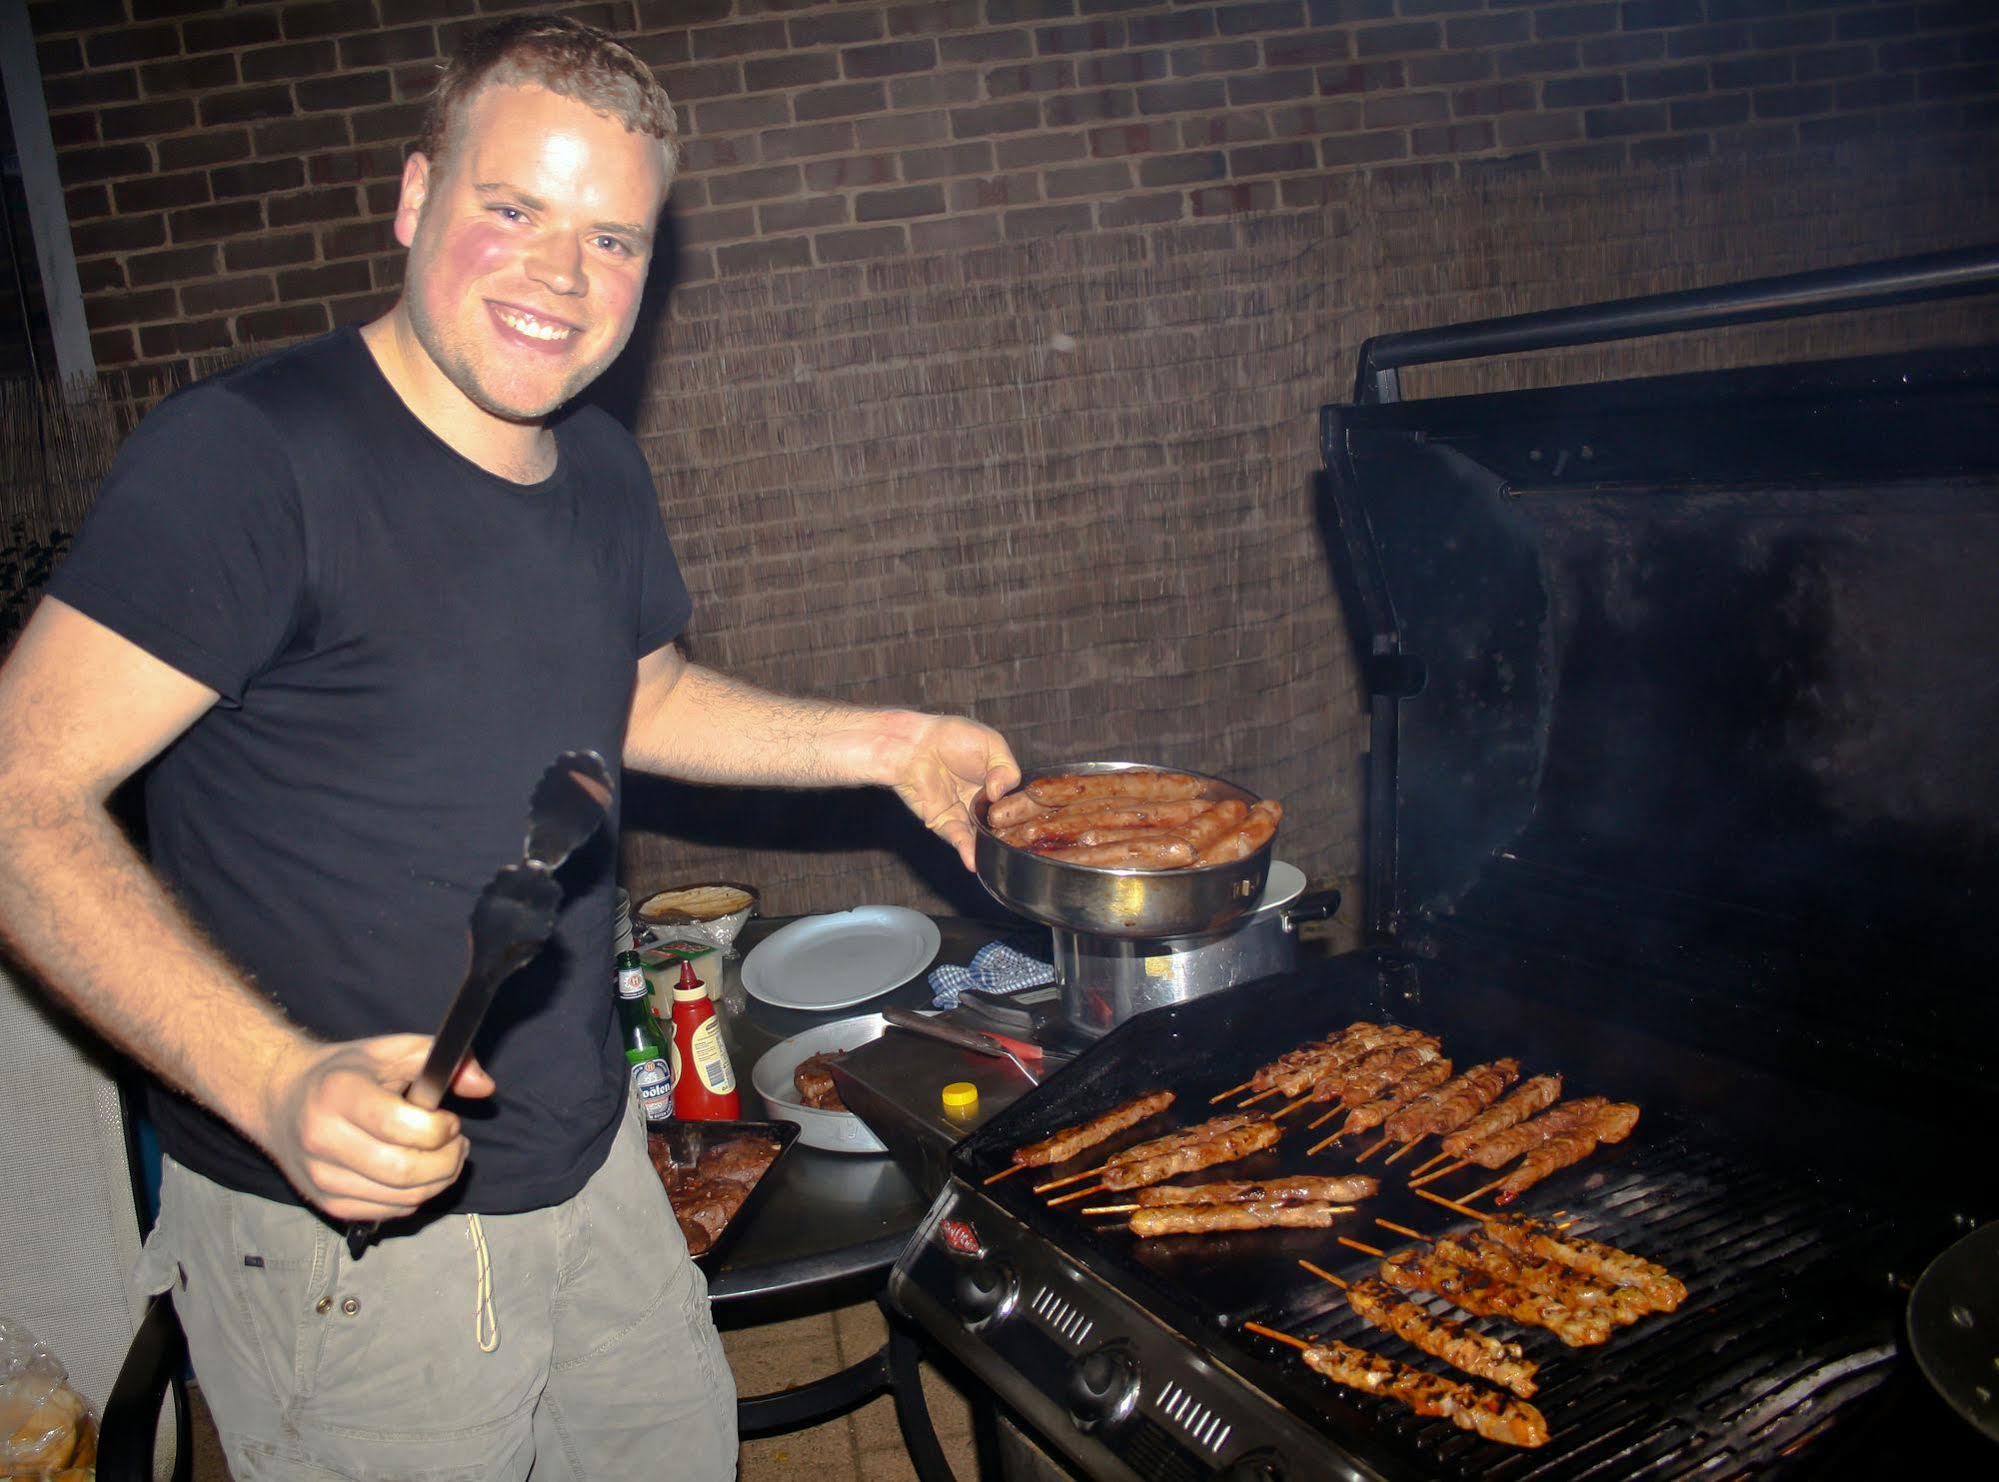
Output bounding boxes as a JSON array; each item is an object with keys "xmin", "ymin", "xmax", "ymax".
[
  {"xmin": 792, "ymin": 1051, "xmax": 846, "ymax": 1111},
  {"xmin": 985, "ymin": 769, "xmax": 1283, "ymax": 870},
  {"xmin": 637, "ymin": 883, "xmax": 755, "ymax": 924}
]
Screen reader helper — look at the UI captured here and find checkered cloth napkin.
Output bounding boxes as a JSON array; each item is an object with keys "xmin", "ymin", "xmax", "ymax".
[{"xmin": 928, "ymin": 941, "xmax": 1053, "ymax": 1009}]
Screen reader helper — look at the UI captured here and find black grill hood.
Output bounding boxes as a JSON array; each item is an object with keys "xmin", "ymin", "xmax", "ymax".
[{"xmin": 1319, "ymin": 247, "xmax": 1999, "ymax": 1113}]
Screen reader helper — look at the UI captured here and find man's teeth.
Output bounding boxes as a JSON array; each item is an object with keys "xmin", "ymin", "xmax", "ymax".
[{"xmin": 496, "ymin": 308, "xmax": 573, "ymax": 341}]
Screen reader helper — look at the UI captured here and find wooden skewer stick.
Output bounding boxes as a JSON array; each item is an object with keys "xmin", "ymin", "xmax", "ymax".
[
  {"xmin": 1034, "ymin": 1164, "xmax": 1107, "ymax": 1194},
  {"xmin": 1375, "ymin": 1218, "xmax": 1431, "ymax": 1243},
  {"xmin": 1305, "ymin": 1128, "xmax": 1345, "ymax": 1156},
  {"xmin": 1409, "ymin": 1159, "xmax": 1468, "ymax": 1188},
  {"xmin": 1355, "ymin": 1134, "xmax": 1393, "ymax": 1163},
  {"xmin": 1412, "ymin": 1186, "xmax": 1489, "ymax": 1223},
  {"xmin": 1079, "ymin": 1204, "xmax": 1139, "ymax": 1216},
  {"xmin": 1338, "ymin": 1235, "xmax": 1387, "ymax": 1257},
  {"xmin": 1407, "ymin": 1150, "xmax": 1452, "ymax": 1178},
  {"xmin": 1274, "ymin": 1096, "xmax": 1313, "ymax": 1119},
  {"xmin": 983, "ymin": 1164, "xmax": 1024, "ymax": 1186},
  {"xmin": 1463, "ymin": 1177, "xmax": 1502, "ymax": 1205},
  {"xmin": 1299, "ymin": 1258, "xmax": 1350, "ymax": 1290},
  {"xmin": 1047, "ymin": 1184, "xmax": 1106, "ymax": 1207},
  {"xmin": 1241, "ymin": 1087, "xmax": 1280, "ymax": 1107},
  {"xmin": 1306, "ymin": 1106, "xmax": 1341, "ymax": 1131},
  {"xmin": 1244, "ymin": 1320, "xmax": 1312, "ymax": 1353},
  {"xmin": 1384, "ymin": 1136, "xmax": 1428, "ymax": 1167},
  {"xmin": 1210, "ymin": 1079, "xmax": 1254, "ymax": 1104}
]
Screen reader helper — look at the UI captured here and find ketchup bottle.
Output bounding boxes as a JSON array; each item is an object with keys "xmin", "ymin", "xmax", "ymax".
[{"xmin": 670, "ymin": 960, "xmax": 741, "ymax": 1120}]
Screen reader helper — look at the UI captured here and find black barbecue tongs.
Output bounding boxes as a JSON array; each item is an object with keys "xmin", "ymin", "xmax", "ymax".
[{"xmin": 345, "ymin": 750, "xmax": 614, "ymax": 1258}]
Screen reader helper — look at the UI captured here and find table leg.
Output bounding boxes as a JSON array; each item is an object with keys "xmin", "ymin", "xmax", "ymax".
[{"xmin": 884, "ymin": 1300, "xmax": 962, "ymax": 1482}]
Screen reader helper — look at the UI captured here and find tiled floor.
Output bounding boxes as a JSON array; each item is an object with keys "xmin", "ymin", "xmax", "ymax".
[{"xmin": 188, "ymin": 1298, "xmax": 980, "ymax": 1481}]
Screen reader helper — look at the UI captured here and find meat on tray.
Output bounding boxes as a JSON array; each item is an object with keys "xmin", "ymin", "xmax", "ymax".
[
  {"xmin": 1491, "ymin": 1104, "xmax": 1640, "ymax": 1203},
  {"xmin": 648, "ymin": 1134, "xmax": 783, "ymax": 1257},
  {"xmin": 1129, "ymin": 1198, "xmax": 1355, "ymax": 1238},
  {"xmin": 1100, "ymin": 1117, "xmax": 1283, "ymax": 1191},
  {"xmin": 1440, "ymin": 1075, "xmax": 1563, "ymax": 1159},
  {"xmin": 985, "ymin": 770, "xmax": 1285, "ymax": 870},
  {"xmin": 792, "ymin": 1051, "xmax": 846, "ymax": 1111},
  {"xmin": 1344, "ymin": 1278, "xmax": 1540, "ymax": 1399},
  {"xmin": 1481, "ymin": 1216, "xmax": 1687, "ymax": 1311},
  {"xmin": 1009, "ymin": 1090, "xmax": 1175, "ymax": 1169},
  {"xmin": 1281, "ymin": 1334, "xmax": 1549, "ymax": 1448},
  {"xmin": 1385, "ymin": 1059, "xmax": 1520, "ymax": 1145},
  {"xmin": 1135, "ymin": 1174, "xmax": 1379, "ymax": 1206}
]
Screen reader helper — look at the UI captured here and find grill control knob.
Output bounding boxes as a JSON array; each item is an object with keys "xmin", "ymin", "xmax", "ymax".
[
  {"xmin": 1066, "ymin": 1343, "xmax": 1140, "ymax": 1430},
  {"xmin": 1222, "ymin": 1452, "xmax": 1286, "ymax": 1482},
  {"xmin": 951, "ymin": 1259, "xmax": 1018, "ymax": 1327}
]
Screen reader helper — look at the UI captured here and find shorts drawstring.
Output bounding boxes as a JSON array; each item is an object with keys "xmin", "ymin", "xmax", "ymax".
[{"xmin": 467, "ymin": 1214, "xmax": 499, "ymax": 1353}]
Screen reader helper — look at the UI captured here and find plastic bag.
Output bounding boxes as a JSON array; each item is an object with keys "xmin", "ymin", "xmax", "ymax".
[{"xmin": 0, "ymin": 1317, "xmax": 96, "ymax": 1479}]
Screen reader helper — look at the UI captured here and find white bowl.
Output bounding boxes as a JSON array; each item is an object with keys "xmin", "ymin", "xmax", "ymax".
[{"xmin": 750, "ymin": 1014, "xmax": 890, "ymax": 1155}]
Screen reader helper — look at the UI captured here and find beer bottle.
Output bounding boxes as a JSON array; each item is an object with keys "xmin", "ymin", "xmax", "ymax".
[{"xmin": 617, "ymin": 948, "xmax": 674, "ymax": 1125}]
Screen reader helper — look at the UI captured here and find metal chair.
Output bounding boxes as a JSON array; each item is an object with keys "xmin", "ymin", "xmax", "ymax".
[{"xmin": 0, "ymin": 955, "xmax": 187, "ymax": 1481}]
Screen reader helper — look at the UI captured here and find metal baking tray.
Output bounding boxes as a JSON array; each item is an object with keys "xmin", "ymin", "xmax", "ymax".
[{"xmin": 646, "ymin": 1116, "xmax": 800, "ymax": 1274}]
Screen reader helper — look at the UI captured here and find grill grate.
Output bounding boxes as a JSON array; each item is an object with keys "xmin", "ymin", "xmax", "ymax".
[{"xmin": 1246, "ymin": 1139, "xmax": 1917, "ymax": 1479}]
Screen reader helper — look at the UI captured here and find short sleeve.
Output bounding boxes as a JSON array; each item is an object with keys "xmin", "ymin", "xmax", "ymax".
[
  {"xmin": 46, "ymin": 383, "xmax": 305, "ymax": 706},
  {"xmin": 624, "ymin": 447, "xmax": 693, "ymax": 655}
]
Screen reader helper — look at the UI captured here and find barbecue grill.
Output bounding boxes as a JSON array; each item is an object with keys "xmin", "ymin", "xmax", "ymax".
[{"xmin": 886, "ymin": 248, "xmax": 1999, "ymax": 1479}]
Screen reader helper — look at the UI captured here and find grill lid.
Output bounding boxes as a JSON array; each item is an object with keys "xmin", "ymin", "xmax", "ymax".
[{"xmin": 1319, "ymin": 251, "xmax": 1999, "ymax": 1097}]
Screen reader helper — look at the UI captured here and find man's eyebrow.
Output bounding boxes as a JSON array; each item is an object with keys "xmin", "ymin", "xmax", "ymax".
[{"xmin": 472, "ymin": 181, "xmax": 653, "ymax": 245}]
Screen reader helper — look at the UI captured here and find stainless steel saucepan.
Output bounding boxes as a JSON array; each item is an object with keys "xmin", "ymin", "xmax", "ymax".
[{"xmin": 971, "ymin": 761, "xmax": 1274, "ymax": 941}]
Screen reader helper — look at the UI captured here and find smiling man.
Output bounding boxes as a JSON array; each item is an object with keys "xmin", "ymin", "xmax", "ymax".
[{"xmin": 0, "ymin": 15, "xmax": 1015, "ymax": 1480}]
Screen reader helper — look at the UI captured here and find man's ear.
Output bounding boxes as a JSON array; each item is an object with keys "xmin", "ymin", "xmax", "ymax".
[{"xmin": 393, "ymin": 151, "xmax": 432, "ymax": 249}]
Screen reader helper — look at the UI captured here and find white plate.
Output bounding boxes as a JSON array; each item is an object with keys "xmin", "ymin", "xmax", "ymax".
[
  {"xmin": 750, "ymin": 1013, "xmax": 891, "ymax": 1154},
  {"xmin": 740, "ymin": 906, "xmax": 942, "ymax": 1012}
]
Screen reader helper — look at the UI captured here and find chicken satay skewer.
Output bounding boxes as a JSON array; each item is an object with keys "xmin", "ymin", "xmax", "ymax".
[
  {"xmin": 1299, "ymin": 1261, "xmax": 1542, "ymax": 1400},
  {"xmin": 1385, "ymin": 1135, "xmax": 1430, "ymax": 1167}
]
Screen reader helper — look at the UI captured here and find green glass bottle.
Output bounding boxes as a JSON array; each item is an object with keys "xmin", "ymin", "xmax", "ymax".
[{"xmin": 616, "ymin": 948, "xmax": 674, "ymax": 1125}]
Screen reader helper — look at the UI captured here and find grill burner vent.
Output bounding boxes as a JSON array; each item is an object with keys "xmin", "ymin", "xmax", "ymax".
[
  {"xmin": 1028, "ymin": 1284, "xmax": 1094, "ymax": 1347},
  {"xmin": 1156, "ymin": 1380, "xmax": 1233, "ymax": 1455}
]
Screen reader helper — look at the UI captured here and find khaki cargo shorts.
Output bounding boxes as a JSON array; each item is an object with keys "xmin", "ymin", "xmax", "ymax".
[{"xmin": 137, "ymin": 1101, "xmax": 736, "ymax": 1481}]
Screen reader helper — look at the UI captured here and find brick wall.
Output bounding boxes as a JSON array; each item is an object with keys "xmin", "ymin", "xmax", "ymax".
[
  {"xmin": 20, "ymin": 2, "xmax": 1999, "ymax": 924},
  {"xmin": 27, "ymin": 2, "xmax": 1998, "ymax": 383}
]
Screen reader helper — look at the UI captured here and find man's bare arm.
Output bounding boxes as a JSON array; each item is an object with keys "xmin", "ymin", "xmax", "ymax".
[
  {"xmin": 625, "ymin": 644, "xmax": 1019, "ymax": 868},
  {"xmin": 0, "ymin": 598, "xmax": 488, "ymax": 1220}
]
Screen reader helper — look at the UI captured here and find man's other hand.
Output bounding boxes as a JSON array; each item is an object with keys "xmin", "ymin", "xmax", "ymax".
[{"xmin": 889, "ymin": 713, "xmax": 1020, "ymax": 870}]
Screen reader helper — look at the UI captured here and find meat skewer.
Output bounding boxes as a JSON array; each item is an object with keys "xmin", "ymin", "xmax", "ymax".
[
  {"xmin": 999, "ymin": 1090, "xmax": 1176, "ymax": 1179},
  {"xmin": 1480, "ymin": 1215, "xmax": 1687, "ymax": 1311},
  {"xmin": 1469, "ymin": 1102, "xmax": 1640, "ymax": 1205},
  {"xmin": 1300, "ymin": 1261, "xmax": 1541, "ymax": 1398},
  {"xmin": 1243, "ymin": 1322, "xmax": 1549, "ymax": 1449},
  {"xmin": 1313, "ymin": 1058, "xmax": 1455, "ymax": 1153},
  {"xmin": 1244, "ymin": 1022, "xmax": 1421, "ymax": 1101},
  {"xmin": 1415, "ymin": 1075, "xmax": 1565, "ymax": 1178},
  {"xmin": 1433, "ymin": 1234, "xmax": 1655, "ymax": 1327},
  {"xmin": 1129, "ymin": 1198, "xmax": 1356, "ymax": 1237},
  {"xmin": 1377, "ymin": 1246, "xmax": 1619, "ymax": 1346},
  {"xmin": 1385, "ymin": 1058, "xmax": 1521, "ymax": 1151},
  {"xmin": 1035, "ymin": 1109, "xmax": 1256, "ymax": 1193},
  {"xmin": 1101, "ymin": 1118, "xmax": 1283, "ymax": 1191},
  {"xmin": 1138, "ymin": 1174, "xmax": 1379, "ymax": 1206}
]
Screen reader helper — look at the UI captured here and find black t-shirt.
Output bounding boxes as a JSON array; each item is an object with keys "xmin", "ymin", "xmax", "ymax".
[{"xmin": 48, "ymin": 327, "xmax": 692, "ymax": 1213}]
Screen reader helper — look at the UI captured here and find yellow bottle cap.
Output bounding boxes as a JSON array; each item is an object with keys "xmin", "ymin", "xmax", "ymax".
[{"xmin": 941, "ymin": 1081, "xmax": 979, "ymax": 1114}]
